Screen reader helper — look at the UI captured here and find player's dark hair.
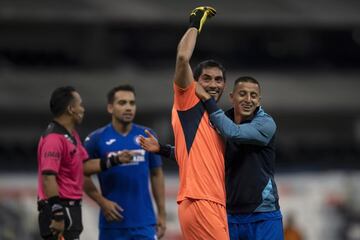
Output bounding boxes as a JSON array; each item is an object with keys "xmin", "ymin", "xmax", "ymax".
[
  {"xmin": 193, "ymin": 59, "xmax": 226, "ymax": 82},
  {"xmin": 234, "ymin": 76, "xmax": 261, "ymax": 92},
  {"xmin": 107, "ymin": 85, "xmax": 136, "ymax": 104},
  {"xmin": 49, "ymin": 86, "xmax": 76, "ymax": 117}
]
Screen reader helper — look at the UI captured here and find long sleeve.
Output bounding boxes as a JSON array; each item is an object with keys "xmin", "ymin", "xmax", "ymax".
[{"xmin": 203, "ymin": 98, "xmax": 276, "ymax": 146}]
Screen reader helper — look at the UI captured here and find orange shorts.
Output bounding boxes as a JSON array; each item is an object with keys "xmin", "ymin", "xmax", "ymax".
[{"xmin": 178, "ymin": 198, "xmax": 229, "ymax": 240}]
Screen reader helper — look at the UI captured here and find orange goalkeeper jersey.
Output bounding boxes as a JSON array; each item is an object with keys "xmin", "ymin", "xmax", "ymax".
[{"xmin": 172, "ymin": 81, "xmax": 226, "ymax": 206}]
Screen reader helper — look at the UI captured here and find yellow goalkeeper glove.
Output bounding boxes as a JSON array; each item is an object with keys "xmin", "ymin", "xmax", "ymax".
[{"xmin": 189, "ymin": 6, "xmax": 216, "ymax": 33}]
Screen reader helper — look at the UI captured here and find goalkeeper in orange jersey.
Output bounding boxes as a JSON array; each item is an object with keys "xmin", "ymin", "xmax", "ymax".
[{"xmin": 164, "ymin": 6, "xmax": 230, "ymax": 240}]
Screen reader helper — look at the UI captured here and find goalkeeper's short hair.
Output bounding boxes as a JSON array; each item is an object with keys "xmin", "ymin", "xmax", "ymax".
[{"xmin": 193, "ymin": 59, "xmax": 226, "ymax": 81}]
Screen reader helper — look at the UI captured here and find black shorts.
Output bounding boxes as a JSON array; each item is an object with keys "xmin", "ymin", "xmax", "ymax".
[{"xmin": 38, "ymin": 199, "xmax": 83, "ymax": 240}]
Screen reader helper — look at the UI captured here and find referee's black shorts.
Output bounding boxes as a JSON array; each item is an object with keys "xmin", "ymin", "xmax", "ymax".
[{"xmin": 38, "ymin": 199, "xmax": 83, "ymax": 240}]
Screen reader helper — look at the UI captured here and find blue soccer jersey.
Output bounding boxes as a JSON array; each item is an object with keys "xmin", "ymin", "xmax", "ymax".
[{"xmin": 84, "ymin": 123, "xmax": 162, "ymax": 229}]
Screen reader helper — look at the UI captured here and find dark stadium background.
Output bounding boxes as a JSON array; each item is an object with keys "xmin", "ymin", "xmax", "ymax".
[{"xmin": 0, "ymin": 1, "xmax": 359, "ymax": 239}]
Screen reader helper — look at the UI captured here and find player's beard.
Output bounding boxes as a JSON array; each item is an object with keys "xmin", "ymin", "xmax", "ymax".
[{"xmin": 115, "ymin": 114, "xmax": 134, "ymax": 125}]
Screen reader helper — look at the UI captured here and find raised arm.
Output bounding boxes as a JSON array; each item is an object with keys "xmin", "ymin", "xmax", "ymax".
[
  {"xmin": 174, "ymin": 6, "xmax": 216, "ymax": 88},
  {"xmin": 174, "ymin": 28, "xmax": 198, "ymax": 88}
]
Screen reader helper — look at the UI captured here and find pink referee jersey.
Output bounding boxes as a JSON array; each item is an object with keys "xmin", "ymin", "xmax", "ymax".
[{"xmin": 37, "ymin": 121, "xmax": 89, "ymax": 200}]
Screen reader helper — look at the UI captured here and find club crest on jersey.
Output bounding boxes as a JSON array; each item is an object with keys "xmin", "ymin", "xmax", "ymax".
[{"xmin": 134, "ymin": 135, "xmax": 142, "ymax": 145}]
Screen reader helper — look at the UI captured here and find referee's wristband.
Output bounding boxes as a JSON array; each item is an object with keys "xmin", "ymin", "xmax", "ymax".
[
  {"xmin": 48, "ymin": 196, "xmax": 65, "ymax": 221},
  {"xmin": 100, "ymin": 154, "xmax": 121, "ymax": 171}
]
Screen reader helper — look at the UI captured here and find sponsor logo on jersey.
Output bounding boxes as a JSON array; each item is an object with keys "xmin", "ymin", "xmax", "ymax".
[
  {"xmin": 131, "ymin": 149, "xmax": 146, "ymax": 162},
  {"xmin": 44, "ymin": 151, "xmax": 61, "ymax": 159},
  {"xmin": 106, "ymin": 139, "xmax": 117, "ymax": 145}
]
